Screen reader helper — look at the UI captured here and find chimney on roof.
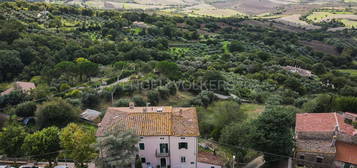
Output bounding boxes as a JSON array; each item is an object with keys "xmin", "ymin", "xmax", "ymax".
[
  {"xmin": 129, "ymin": 102, "xmax": 135, "ymax": 109},
  {"xmin": 143, "ymin": 103, "xmax": 150, "ymax": 113},
  {"xmin": 179, "ymin": 109, "xmax": 183, "ymax": 116},
  {"xmin": 157, "ymin": 107, "xmax": 163, "ymax": 112}
]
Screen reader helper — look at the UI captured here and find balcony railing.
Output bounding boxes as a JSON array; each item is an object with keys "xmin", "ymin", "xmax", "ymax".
[{"xmin": 156, "ymin": 149, "xmax": 169, "ymax": 157}]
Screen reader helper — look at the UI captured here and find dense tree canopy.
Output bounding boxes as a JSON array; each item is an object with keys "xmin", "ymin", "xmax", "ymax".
[
  {"xmin": 0, "ymin": 124, "xmax": 28, "ymax": 157},
  {"xmin": 60, "ymin": 123, "xmax": 97, "ymax": 167},
  {"xmin": 35, "ymin": 99, "xmax": 79, "ymax": 128},
  {"xmin": 22, "ymin": 126, "xmax": 61, "ymax": 167}
]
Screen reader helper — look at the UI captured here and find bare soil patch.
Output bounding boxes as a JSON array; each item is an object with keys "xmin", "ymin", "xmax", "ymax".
[
  {"xmin": 212, "ymin": 0, "xmax": 281, "ymax": 15},
  {"xmin": 242, "ymin": 20, "xmax": 307, "ymax": 32},
  {"xmin": 274, "ymin": 14, "xmax": 321, "ymax": 30}
]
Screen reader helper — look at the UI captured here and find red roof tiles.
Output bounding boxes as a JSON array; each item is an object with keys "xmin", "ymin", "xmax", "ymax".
[
  {"xmin": 296, "ymin": 113, "xmax": 356, "ymax": 136},
  {"xmin": 296, "ymin": 113, "xmax": 338, "ymax": 133},
  {"xmin": 0, "ymin": 82, "xmax": 36, "ymax": 96},
  {"xmin": 96, "ymin": 106, "xmax": 200, "ymax": 137},
  {"xmin": 15, "ymin": 82, "xmax": 36, "ymax": 91}
]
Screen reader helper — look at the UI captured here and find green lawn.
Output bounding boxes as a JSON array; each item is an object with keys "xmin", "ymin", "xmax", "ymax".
[
  {"xmin": 341, "ymin": 19, "xmax": 357, "ymax": 28},
  {"xmin": 344, "ymin": 0, "xmax": 357, "ymax": 2},
  {"xmin": 158, "ymin": 91, "xmax": 195, "ymax": 106},
  {"xmin": 0, "ymin": 82, "xmax": 11, "ymax": 92},
  {"xmin": 306, "ymin": 12, "xmax": 334, "ymax": 22},
  {"xmin": 240, "ymin": 103, "xmax": 265, "ymax": 119},
  {"xmin": 338, "ymin": 69, "xmax": 357, "ymax": 77}
]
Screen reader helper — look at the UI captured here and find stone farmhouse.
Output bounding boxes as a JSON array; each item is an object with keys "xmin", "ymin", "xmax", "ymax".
[{"xmin": 295, "ymin": 112, "xmax": 357, "ymax": 168}]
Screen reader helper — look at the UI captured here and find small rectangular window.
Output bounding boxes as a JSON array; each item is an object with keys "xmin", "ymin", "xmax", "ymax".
[
  {"xmin": 139, "ymin": 143, "xmax": 145, "ymax": 150},
  {"xmin": 191, "ymin": 162, "xmax": 194, "ymax": 164},
  {"xmin": 160, "ymin": 137, "xmax": 165, "ymax": 140},
  {"xmin": 300, "ymin": 155, "xmax": 305, "ymax": 160},
  {"xmin": 178, "ymin": 142, "xmax": 188, "ymax": 149},
  {"xmin": 211, "ymin": 167, "xmax": 215, "ymax": 168},
  {"xmin": 141, "ymin": 158, "xmax": 146, "ymax": 163},
  {"xmin": 160, "ymin": 143, "xmax": 169, "ymax": 153},
  {"xmin": 180, "ymin": 137, "xmax": 186, "ymax": 139},
  {"xmin": 140, "ymin": 137, "xmax": 144, "ymax": 139},
  {"xmin": 181, "ymin": 156, "xmax": 186, "ymax": 163},
  {"xmin": 316, "ymin": 157, "xmax": 323, "ymax": 163}
]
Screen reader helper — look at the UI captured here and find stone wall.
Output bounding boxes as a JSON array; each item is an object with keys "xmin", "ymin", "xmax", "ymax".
[
  {"xmin": 297, "ymin": 131, "xmax": 334, "ymax": 140},
  {"xmin": 337, "ymin": 133, "xmax": 357, "ymax": 144},
  {"xmin": 295, "ymin": 152, "xmax": 335, "ymax": 168}
]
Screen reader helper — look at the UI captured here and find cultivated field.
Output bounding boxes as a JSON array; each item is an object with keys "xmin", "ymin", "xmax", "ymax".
[
  {"xmin": 300, "ymin": 40, "xmax": 339, "ymax": 56},
  {"xmin": 338, "ymin": 69, "xmax": 357, "ymax": 77},
  {"xmin": 274, "ymin": 14, "xmax": 321, "ymax": 29},
  {"xmin": 307, "ymin": 12, "xmax": 357, "ymax": 22},
  {"xmin": 182, "ymin": 3, "xmax": 244, "ymax": 17},
  {"xmin": 211, "ymin": 0, "xmax": 281, "ymax": 15}
]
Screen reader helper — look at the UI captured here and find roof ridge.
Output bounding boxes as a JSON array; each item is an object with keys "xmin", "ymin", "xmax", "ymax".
[{"xmin": 334, "ymin": 113, "xmax": 340, "ymax": 132}]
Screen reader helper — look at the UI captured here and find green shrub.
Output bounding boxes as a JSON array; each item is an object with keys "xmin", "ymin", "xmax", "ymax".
[
  {"xmin": 15, "ymin": 101, "xmax": 37, "ymax": 117},
  {"xmin": 132, "ymin": 96, "xmax": 146, "ymax": 106},
  {"xmin": 114, "ymin": 99, "xmax": 130, "ymax": 107},
  {"xmin": 158, "ymin": 86, "xmax": 170, "ymax": 99},
  {"xmin": 147, "ymin": 90, "xmax": 159, "ymax": 105},
  {"xmin": 59, "ymin": 83, "xmax": 70, "ymax": 92},
  {"xmin": 352, "ymin": 121, "xmax": 357, "ymax": 129},
  {"xmin": 166, "ymin": 82, "xmax": 177, "ymax": 95},
  {"xmin": 65, "ymin": 89, "xmax": 81, "ymax": 98},
  {"xmin": 81, "ymin": 92, "xmax": 100, "ymax": 109},
  {"xmin": 36, "ymin": 99, "xmax": 79, "ymax": 129}
]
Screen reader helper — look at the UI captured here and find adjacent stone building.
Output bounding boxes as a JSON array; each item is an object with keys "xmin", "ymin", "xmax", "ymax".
[{"xmin": 295, "ymin": 112, "xmax": 357, "ymax": 168}]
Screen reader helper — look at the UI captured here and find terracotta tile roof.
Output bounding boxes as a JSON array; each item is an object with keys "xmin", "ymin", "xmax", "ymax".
[
  {"xmin": 96, "ymin": 106, "xmax": 200, "ymax": 137},
  {"xmin": 296, "ymin": 139, "xmax": 336, "ymax": 154},
  {"xmin": 296, "ymin": 113, "xmax": 337, "ymax": 133},
  {"xmin": 0, "ymin": 82, "xmax": 36, "ymax": 96},
  {"xmin": 335, "ymin": 114, "xmax": 356, "ymax": 136},
  {"xmin": 15, "ymin": 82, "xmax": 36, "ymax": 91},
  {"xmin": 345, "ymin": 112, "xmax": 357, "ymax": 117},
  {"xmin": 197, "ymin": 151, "xmax": 226, "ymax": 166},
  {"xmin": 335, "ymin": 141, "xmax": 357, "ymax": 165},
  {"xmin": 0, "ymin": 87, "xmax": 14, "ymax": 96},
  {"xmin": 296, "ymin": 113, "xmax": 356, "ymax": 136}
]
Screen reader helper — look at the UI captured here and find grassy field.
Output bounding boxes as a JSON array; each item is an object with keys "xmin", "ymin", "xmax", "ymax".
[
  {"xmin": 240, "ymin": 103, "xmax": 265, "ymax": 119},
  {"xmin": 0, "ymin": 82, "xmax": 11, "ymax": 92},
  {"xmin": 158, "ymin": 91, "xmax": 195, "ymax": 106},
  {"xmin": 306, "ymin": 12, "xmax": 334, "ymax": 22},
  {"xmin": 306, "ymin": 11, "xmax": 357, "ymax": 28},
  {"xmin": 182, "ymin": 4, "xmax": 244, "ymax": 17},
  {"xmin": 338, "ymin": 69, "xmax": 357, "ymax": 77},
  {"xmin": 340, "ymin": 19, "xmax": 357, "ymax": 28},
  {"xmin": 344, "ymin": 0, "xmax": 357, "ymax": 2},
  {"xmin": 275, "ymin": 14, "xmax": 321, "ymax": 30}
]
